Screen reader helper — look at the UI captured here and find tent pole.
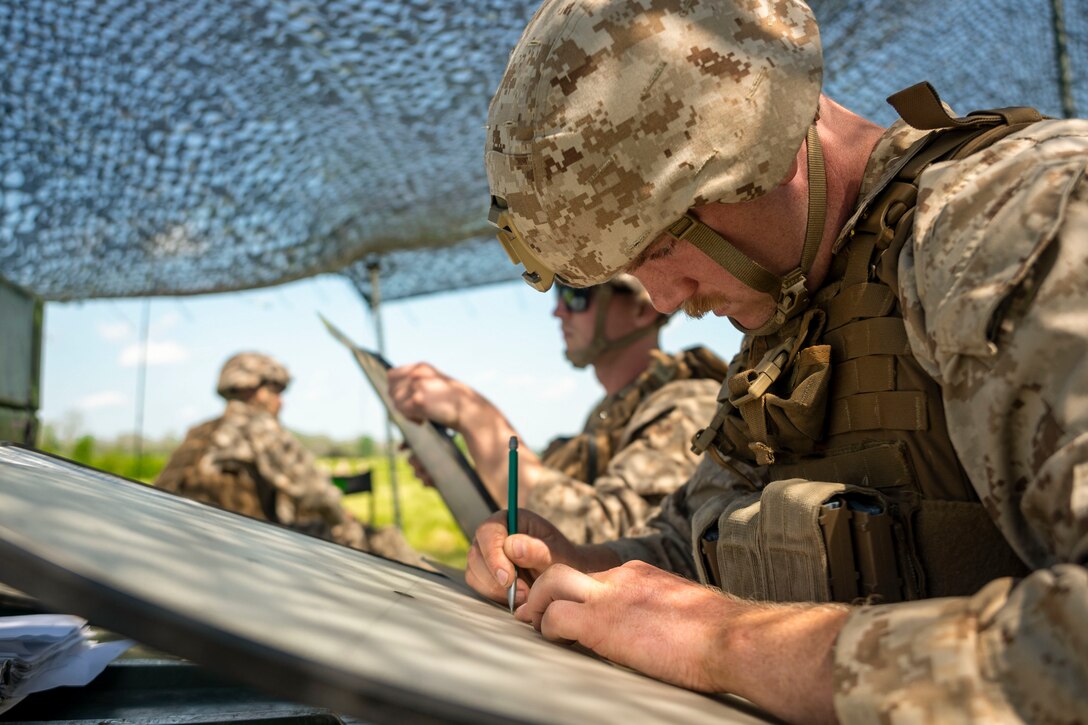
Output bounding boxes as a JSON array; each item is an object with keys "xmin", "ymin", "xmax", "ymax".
[
  {"xmin": 1050, "ymin": 0, "xmax": 1077, "ymax": 119},
  {"xmin": 368, "ymin": 263, "xmax": 402, "ymax": 530},
  {"xmin": 133, "ymin": 298, "xmax": 151, "ymax": 480}
]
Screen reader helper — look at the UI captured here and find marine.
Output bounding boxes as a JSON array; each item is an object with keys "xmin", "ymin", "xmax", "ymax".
[
  {"xmin": 157, "ymin": 352, "xmax": 419, "ymax": 564},
  {"xmin": 388, "ymin": 275, "xmax": 728, "ymax": 544},
  {"xmin": 465, "ymin": 0, "xmax": 1088, "ymax": 722}
]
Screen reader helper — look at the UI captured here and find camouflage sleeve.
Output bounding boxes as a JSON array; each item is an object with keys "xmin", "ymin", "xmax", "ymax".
[
  {"xmin": 835, "ymin": 566, "xmax": 1088, "ymax": 722},
  {"xmin": 603, "ymin": 453, "xmax": 764, "ymax": 578},
  {"xmin": 835, "ymin": 122, "xmax": 1088, "ymax": 721},
  {"xmin": 524, "ymin": 379, "xmax": 719, "ymax": 545}
]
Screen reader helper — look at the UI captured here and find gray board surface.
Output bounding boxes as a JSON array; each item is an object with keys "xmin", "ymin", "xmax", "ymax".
[{"xmin": 0, "ymin": 445, "xmax": 770, "ymax": 724}]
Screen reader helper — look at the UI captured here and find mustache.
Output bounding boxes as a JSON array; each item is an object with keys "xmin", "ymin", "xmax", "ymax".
[{"xmin": 681, "ymin": 294, "xmax": 730, "ymax": 319}]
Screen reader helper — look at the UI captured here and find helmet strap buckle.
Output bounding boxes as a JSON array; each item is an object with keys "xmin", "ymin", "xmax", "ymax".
[{"xmin": 775, "ymin": 270, "xmax": 809, "ymax": 323}]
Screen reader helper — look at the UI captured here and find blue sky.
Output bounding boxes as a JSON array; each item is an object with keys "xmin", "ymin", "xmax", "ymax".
[{"xmin": 40, "ymin": 276, "xmax": 743, "ymax": 451}]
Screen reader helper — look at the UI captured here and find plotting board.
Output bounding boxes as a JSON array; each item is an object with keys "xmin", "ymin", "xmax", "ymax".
[
  {"xmin": 0, "ymin": 445, "xmax": 771, "ymax": 724},
  {"xmin": 322, "ymin": 315, "xmax": 498, "ymax": 538}
]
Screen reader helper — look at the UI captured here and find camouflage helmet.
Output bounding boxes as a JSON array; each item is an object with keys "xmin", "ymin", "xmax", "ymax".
[
  {"xmin": 216, "ymin": 352, "xmax": 291, "ymax": 399},
  {"xmin": 486, "ymin": 0, "xmax": 823, "ymax": 290}
]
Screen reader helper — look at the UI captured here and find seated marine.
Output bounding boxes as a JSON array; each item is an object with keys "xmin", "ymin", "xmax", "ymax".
[{"xmin": 387, "ymin": 275, "xmax": 728, "ymax": 544}]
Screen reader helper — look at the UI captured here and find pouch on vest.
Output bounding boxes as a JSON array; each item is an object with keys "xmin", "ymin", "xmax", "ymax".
[
  {"xmin": 697, "ymin": 310, "xmax": 833, "ymax": 468},
  {"xmin": 702, "ymin": 479, "xmax": 904, "ymax": 603},
  {"xmin": 540, "ymin": 432, "xmax": 606, "ymax": 484},
  {"xmin": 699, "ymin": 478, "xmax": 1030, "ymax": 603}
]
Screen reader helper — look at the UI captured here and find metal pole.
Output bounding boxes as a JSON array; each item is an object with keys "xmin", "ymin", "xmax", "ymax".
[
  {"xmin": 1050, "ymin": 0, "xmax": 1078, "ymax": 119},
  {"xmin": 133, "ymin": 298, "xmax": 151, "ymax": 480},
  {"xmin": 368, "ymin": 263, "xmax": 402, "ymax": 529}
]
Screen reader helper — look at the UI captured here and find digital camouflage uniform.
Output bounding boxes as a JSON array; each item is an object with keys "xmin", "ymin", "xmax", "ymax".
[
  {"xmin": 157, "ymin": 353, "xmax": 420, "ymax": 565},
  {"xmin": 157, "ymin": 399, "xmax": 370, "ymax": 548},
  {"xmin": 484, "ymin": 0, "xmax": 1085, "ymax": 718},
  {"xmin": 529, "ymin": 347, "xmax": 727, "ymax": 544},
  {"xmin": 605, "ymin": 117, "xmax": 1088, "ymax": 723}
]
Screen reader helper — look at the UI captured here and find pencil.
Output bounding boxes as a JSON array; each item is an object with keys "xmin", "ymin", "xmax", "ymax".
[{"xmin": 507, "ymin": 436, "xmax": 518, "ymax": 613}]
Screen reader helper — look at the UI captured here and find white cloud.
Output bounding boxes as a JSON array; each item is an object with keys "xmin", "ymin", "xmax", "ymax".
[
  {"xmin": 76, "ymin": 390, "xmax": 127, "ymax": 410},
  {"xmin": 97, "ymin": 321, "xmax": 132, "ymax": 342},
  {"xmin": 119, "ymin": 340, "xmax": 191, "ymax": 367}
]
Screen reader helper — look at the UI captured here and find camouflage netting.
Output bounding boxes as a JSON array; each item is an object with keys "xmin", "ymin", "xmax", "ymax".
[{"xmin": 1, "ymin": 0, "xmax": 1085, "ymax": 303}]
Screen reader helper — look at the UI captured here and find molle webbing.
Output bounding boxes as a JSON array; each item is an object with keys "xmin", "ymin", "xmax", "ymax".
[
  {"xmin": 827, "ymin": 391, "xmax": 926, "ymax": 436},
  {"xmin": 696, "ymin": 89, "xmax": 1044, "ymax": 602},
  {"xmin": 825, "ymin": 318, "xmax": 911, "ymax": 359},
  {"xmin": 825, "ymin": 283, "xmax": 896, "ymax": 329},
  {"xmin": 543, "ymin": 347, "xmax": 728, "ymax": 484}
]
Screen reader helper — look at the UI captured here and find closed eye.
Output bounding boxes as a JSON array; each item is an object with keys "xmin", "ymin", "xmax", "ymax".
[{"xmin": 625, "ymin": 236, "xmax": 676, "ymax": 272}]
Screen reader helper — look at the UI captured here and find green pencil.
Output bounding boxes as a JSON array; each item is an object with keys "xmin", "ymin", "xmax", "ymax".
[{"xmin": 507, "ymin": 436, "xmax": 518, "ymax": 613}]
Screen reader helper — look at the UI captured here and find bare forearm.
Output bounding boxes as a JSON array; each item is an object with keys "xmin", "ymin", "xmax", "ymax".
[
  {"xmin": 712, "ymin": 600, "xmax": 849, "ymax": 724},
  {"xmin": 457, "ymin": 396, "xmax": 544, "ymax": 505},
  {"xmin": 516, "ymin": 560, "xmax": 848, "ymax": 724}
]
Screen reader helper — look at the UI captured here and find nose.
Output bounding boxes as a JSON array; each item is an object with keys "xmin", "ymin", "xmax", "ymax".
[
  {"xmin": 631, "ymin": 270, "xmax": 692, "ymax": 314},
  {"xmin": 552, "ymin": 298, "xmax": 568, "ymax": 319}
]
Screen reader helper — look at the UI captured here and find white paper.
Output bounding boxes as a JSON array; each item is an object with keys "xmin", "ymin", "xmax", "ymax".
[{"xmin": 0, "ymin": 614, "xmax": 133, "ymax": 714}]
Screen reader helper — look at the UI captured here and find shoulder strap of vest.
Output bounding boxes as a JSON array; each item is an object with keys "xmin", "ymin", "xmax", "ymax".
[
  {"xmin": 674, "ymin": 346, "xmax": 731, "ymax": 384},
  {"xmin": 824, "ymin": 84, "xmax": 1047, "ymax": 437},
  {"xmin": 888, "ymin": 81, "xmax": 1044, "ymax": 131},
  {"xmin": 887, "ymin": 84, "xmax": 1046, "ymax": 189},
  {"xmin": 849, "ymin": 84, "xmax": 1047, "ymax": 242},
  {"xmin": 692, "ymin": 85, "xmax": 1046, "ymax": 464}
]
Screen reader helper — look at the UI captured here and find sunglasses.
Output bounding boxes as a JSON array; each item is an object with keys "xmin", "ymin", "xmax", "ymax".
[{"xmin": 555, "ymin": 284, "xmax": 595, "ymax": 313}]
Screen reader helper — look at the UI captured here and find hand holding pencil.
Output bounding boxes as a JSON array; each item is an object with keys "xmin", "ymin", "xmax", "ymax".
[{"xmin": 464, "ymin": 448, "xmax": 615, "ymax": 608}]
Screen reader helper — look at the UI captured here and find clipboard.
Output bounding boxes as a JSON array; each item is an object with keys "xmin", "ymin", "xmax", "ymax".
[{"xmin": 321, "ymin": 315, "xmax": 498, "ymax": 538}]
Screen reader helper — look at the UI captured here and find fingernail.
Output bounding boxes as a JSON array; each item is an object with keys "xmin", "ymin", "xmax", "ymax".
[
  {"xmin": 496, "ymin": 569, "xmax": 509, "ymax": 586},
  {"xmin": 512, "ymin": 540, "xmax": 525, "ymax": 559}
]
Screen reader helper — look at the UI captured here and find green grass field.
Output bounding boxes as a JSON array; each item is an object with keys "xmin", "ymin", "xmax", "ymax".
[{"xmin": 326, "ymin": 456, "xmax": 470, "ymax": 568}]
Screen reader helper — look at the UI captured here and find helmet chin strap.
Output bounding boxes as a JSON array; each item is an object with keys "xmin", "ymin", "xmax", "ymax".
[
  {"xmin": 665, "ymin": 123, "xmax": 827, "ymax": 337},
  {"xmin": 565, "ymin": 285, "xmax": 668, "ymax": 368}
]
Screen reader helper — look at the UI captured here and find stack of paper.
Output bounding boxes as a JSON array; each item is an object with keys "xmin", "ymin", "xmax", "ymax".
[{"xmin": 0, "ymin": 614, "xmax": 132, "ymax": 714}]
